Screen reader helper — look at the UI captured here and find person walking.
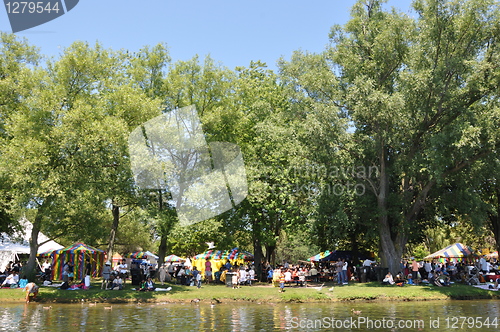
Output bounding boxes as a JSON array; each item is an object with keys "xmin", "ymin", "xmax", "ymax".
[
  {"xmin": 158, "ymin": 264, "xmax": 167, "ymax": 285},
  {"xmin": 341, "ymin": 259, "xmax": 348, "ymax": 285},
  {"xmin": 101, "ymin": 261, "xmax": 112, "ymax": 289}
]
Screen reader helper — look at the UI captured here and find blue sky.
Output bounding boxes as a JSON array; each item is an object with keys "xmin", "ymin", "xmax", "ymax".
[{"xmin": 1, "ymin": 0, "xmax": 414, "ymax": 70}]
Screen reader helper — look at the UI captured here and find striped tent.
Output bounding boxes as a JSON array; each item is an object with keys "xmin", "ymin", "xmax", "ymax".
[
  {"xmin": 41, "ymin": 242, "xmax": 106, "ymax": 281},
  {"xmin": 164, "ymin": 254, "xmax": 185, "ymax": 262},
  {"xmin": 424, "ymin": 243, "xmax": 474, "ymax": 260},
  {"xmin": 193, "ymin": 249, "xmax": 220, "ymax": 260},
  {"xmin": 222, "ymin": 248, "xmax": 254, "ymax": 261}
]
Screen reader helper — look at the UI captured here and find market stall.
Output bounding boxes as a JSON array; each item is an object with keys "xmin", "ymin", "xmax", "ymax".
[
  {"xmin": 40, "ymin": 242, "xmax": 106, "ymax": 281},
  {"xmin": 424, "ymin": 243, "xmax": 475, "ymax": 262}
]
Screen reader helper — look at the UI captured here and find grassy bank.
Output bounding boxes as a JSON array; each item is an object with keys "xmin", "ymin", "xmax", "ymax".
[{"xmin": 2, "ymin": 281, "xmax": 499, "ymax": 304}]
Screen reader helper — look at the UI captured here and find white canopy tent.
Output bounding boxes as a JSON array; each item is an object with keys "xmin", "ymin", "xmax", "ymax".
[{"xmin": 0, "ymin": 218, "xmax": 63, "ymax": 272}]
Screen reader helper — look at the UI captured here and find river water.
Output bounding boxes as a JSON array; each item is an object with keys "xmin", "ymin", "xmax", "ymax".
[{"xmin": 1, "ymin": 300, "xmax": 499, "ymax": 331}]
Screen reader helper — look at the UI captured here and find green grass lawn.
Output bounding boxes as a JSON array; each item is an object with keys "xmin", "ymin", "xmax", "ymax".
[{"xmin": 2, "ymin": 281, "xmax": 498, "ymax": 304}]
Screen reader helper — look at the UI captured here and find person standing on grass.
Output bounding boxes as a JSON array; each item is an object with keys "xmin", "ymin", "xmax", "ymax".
[
  {"xmin": 336, "ymin": 260, "xmax": 343, "ymax": 284},
  {"xmin": 310, "ymin": 265, "xmax": 319, "ymax": 283},
  {"xmin": 248, "ymin": 268, "xmax": 255, "ymax": 286},
  {"xmin": 192, "ymin": 267, "xmax": 202, "ymax": 288},
  {"xmin": 411, "ymin": 258, "xmax": 419, "ymax": 285},
  {"xmin": 118, "ymin": 259, "xmax": 128, "ymax": 284},
  {"xmin": 232, "ymin": 268, "xmax": 240, "ymax": 289},
  {"xmin": 205, "ymin": 259, "xmax": 213, "ymax": 284},
  {"xmin": 278, "ymin": 269, "xmax": 286, "ymax": 293},
  {"xmin": 101, "ymin": 261, "xmax": 112, "ymax": 289},
  {"xmin": 158, "ymin": 264, "xmax": 167, "ymax": 285},
  {"xmin": 341, "ymin": 259, "xmax": 348, "ymax": 285}
]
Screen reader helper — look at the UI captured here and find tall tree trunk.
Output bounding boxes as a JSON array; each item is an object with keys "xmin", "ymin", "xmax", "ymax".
[
  {"xmin": 25, "ymin": 212, "xmax": 42, "ymax": 281},
  {"xmin": 252, "ymin": 217, "xmax": 264, "ymax": 281},
  {"xmin": 156, "ymin": 190, "xmax": 167, "ymax": 267},
  {"xmin": 490, "ymin": 188, "xmax": 500, "ymax": 253},
  {"xmin": 107, "ymin": 203, "xmax": 120, "ymax": 262},
  {"xmin": 265, "ymin": 245, "xmax": 276, "ymax": 267},
  {"xmin": 254, "ymin": 236, "xmax": 264, "ymax": 281},
  {"xmin": 377, "ymin": 142, "xmax": 402, "ymax": 274},
  {"xmin": 350, "ymin": 233, "xmax": 360, "ymax": 266},
  {"xmin": 158, "ymin": 233, "xmax": 167, "ymax": 267}
]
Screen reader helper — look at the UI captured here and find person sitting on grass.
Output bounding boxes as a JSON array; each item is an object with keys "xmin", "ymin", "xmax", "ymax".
[
  {"xmin": 111, "ymin": 275, "xmax": 123, "ymax": 290},
  {"xmin": 407, "ymin": 273, "xmax": 414, "ymax": 285},
  {"xmin": 489, "ymin": 278, "xmax": 500, "ymax": 289},
  {"xmin": 394, "ymin": 272, "xmax": 405, "ymax": 284},
  {"xmin": 24, "ymin": 282, "xmax": 39, "ymax": 303},
  {"xmin": 435, "ymin": 271, "xmax": 451, "ymax": 287},
  {"xmin": 382, "ymin": 272, "xmax": 395, "ymax": 285},
  {"xmin": 2, "ymin": 271, "xmax": 19, "ymax": 288},
  {"xmin": 139, "ymin": 277, "xmax": 155, "ymax": 291}
]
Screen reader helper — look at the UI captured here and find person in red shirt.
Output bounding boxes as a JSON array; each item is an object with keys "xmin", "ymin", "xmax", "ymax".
[{"xmin": 205, "ymin": 259, "xmax": 213, "ymax": 284}]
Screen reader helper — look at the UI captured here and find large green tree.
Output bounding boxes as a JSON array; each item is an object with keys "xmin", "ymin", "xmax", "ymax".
[{"xmin": 280, "ymin": 0, "xmax": 500, "ymax": 273}]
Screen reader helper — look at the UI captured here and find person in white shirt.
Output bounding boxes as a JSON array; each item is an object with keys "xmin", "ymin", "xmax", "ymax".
[
  {"xmin": 424, "ymin": 261, "xmax": 432, "ymax": 274},
  {"xmin": 480, "ymin": 256, "xmax": 488, "ymax": 272},
  {"xmin": 363, "ymin": 259, "xmax": 376, "ymax": 267},
  {"xmin": 383, "ymin": 272, "xmax": 395, "ymax": 285},
  {"xmin": 42, "ymin": 260, "xmax": 51, "ymax": 273},
  {"xmin": 2, "ymin": 272, "xmax": 19, "ymax": 287},
  {"xmin": 284, "ymin": 269, "xmax": 292, "ymax": 285},
  {"xmin": 239, "ymin": 268, "xmax": 247, "ymax": 285},
  {"xmin": 342, "ymin": 260, "xmax": 348, "ymax": 284},
  {"xmin": 118, "ymin": 259, "xmax": 128, "ymax": 282},
  {"xmin": 248, "ymin": 268, "xmax": 255, "ymax": 285}
]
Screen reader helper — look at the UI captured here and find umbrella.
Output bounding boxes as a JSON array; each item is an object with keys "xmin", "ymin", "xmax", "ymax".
[
  {"xmin": 307, "ymin": 251, "xmax": 331, "ymax": 262},
  {"xmin": 126, "ymin": 251, "xmax": 159, "ymax": 260}
]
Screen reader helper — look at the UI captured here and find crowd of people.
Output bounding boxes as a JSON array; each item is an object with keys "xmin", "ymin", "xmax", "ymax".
[
  {"xmin": 381, "ymin": 256, "xmax": 500, "ymax": 287},
  {"xmin": 264, "ymin": 259, "xmax": 359, "ymax": 287},
  {"xmin": 152, "ymin": 259, "xmax": 257, "ymax": 288},
  {"xmin": 4, "ymin": 252, "xmax": 500, "ymax": 304}
]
